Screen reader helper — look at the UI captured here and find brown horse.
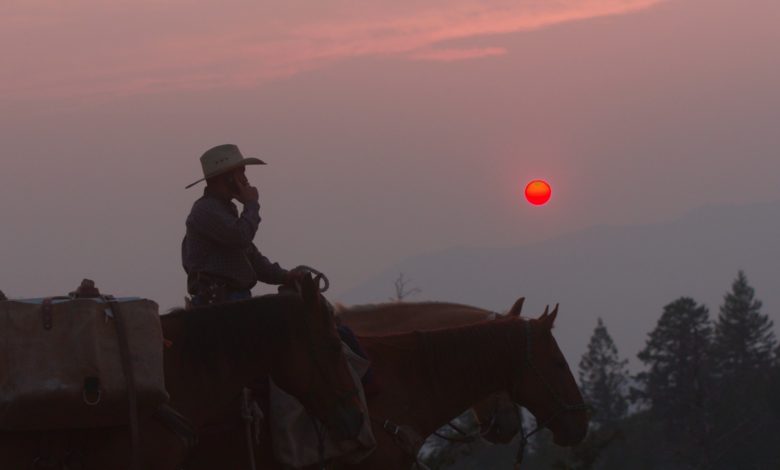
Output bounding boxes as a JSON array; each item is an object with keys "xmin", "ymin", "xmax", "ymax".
[
  {"xmin": 337, "ymin": 297, "xmax": 526, "ymax": 444},
  {"xmin": 189, "ymin": 302, "xmax": 587, "ymax": 469},
  {"xmin": 0, "ymin": 289, "xmax": 363, "ymax": 469},
  {"xmin": 354, "ymin": 306, "xmax": 588, "ymax": 469}
]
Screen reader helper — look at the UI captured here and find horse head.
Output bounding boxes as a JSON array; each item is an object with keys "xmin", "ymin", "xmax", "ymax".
[
  {"xmin": 271, "ymin": 273, "xmax": 364, "ymax": 442},
  {"xmin": 509, "ymin": 304, "xmax": 589, "ymax": 446}
]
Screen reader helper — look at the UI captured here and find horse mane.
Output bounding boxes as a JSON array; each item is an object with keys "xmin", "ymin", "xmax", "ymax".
[
  {"xmin": 336, "ymin": 301, "xmax": 501, "ymax": 336},
  {"xmin": 166, "ymin": 293, "xmax": 302, "ymax": 365},
  {"xmin": 336, "ymin": 301, "xmax": 496, "ymax": 316}
]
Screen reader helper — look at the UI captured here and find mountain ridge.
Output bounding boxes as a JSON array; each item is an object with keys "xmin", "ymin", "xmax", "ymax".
[{"xmin": 337, "ymin": 200, "xmax": 780, "ymax": 369}]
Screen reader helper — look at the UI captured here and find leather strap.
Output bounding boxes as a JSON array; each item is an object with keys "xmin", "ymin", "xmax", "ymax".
[
  {"xmin": 241, "ymin": 388, "xmax": 258, "ymax": 470},
  {"xmin": 104, "ymin": 296, "xmax": 142, "ymax": 470}
]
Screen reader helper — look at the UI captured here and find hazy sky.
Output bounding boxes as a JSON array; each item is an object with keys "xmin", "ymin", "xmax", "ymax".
[{"xmin": 1, "ymin": 0, "xmax": 779, "ymax": 316}]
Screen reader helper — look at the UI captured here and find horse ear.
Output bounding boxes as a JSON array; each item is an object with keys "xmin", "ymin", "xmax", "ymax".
[
  {"xmin": 537, "ymin": 305, "xmax": 550, "ymax": 321},
  {"xmin": 507, "ymin": 297, "xmax": 525, "ymax": 317},
  {"xmin": 545, "ymin": 303, "xmax": 559, "ymax": 328}
]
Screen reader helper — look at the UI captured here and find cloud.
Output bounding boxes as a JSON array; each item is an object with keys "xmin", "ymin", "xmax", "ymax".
[
  {"xmin": 0, "ymin": 0, "xmax": 665, "ymax": 100},
  {"xmin": 411, "ymin": 47, "xmax": 508, "ymax": 62}
]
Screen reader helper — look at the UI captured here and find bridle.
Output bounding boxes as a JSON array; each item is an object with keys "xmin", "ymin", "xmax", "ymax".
[{"xmin": 512, "ymin": 320, "xmax": 590, "ymax": 466}]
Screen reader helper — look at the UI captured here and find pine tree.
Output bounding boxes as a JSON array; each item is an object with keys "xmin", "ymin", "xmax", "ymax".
[
  {"xmin": 578, "ymin": 318, "xmax": 629, "ymax": 427},
  {"xmin": 636, "ymin": 297, "xmax": 712, "ymax": 453},
  {"xmin": 705, "ymin": 272, "xmax": 778, "ymax": 468},
  {"xmin": 712, "ymin": 270, "xmax": 775, "ymax": 377}
]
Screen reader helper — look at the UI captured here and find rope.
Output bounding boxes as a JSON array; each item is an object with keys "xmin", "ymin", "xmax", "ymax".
[{"xmin": 293, "ymin": 265, "xmax": 330, "ymax": 293}]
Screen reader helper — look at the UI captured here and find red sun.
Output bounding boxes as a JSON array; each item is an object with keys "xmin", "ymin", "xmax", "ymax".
[{"xmin": 525, "ymin": 179, "xmax": 552, "ymax": 206}]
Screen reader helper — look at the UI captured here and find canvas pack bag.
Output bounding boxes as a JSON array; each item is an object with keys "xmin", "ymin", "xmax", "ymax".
[{"xmin": 0, "ymin": 291, "xmax": 168, "ymax": 430}]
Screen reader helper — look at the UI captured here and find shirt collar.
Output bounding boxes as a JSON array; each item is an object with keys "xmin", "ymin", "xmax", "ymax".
[{"xmin": 204, "ymin": 187, "xmax": 235, "ymax": 207}]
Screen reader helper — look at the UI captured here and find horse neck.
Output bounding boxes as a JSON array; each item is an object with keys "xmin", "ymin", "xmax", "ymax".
[
  {"xmin": 365, "ymin": 320, "xmax": 525, "ymax": 436},
  {"xmin": 161, "ymin": 298, "xmax": 293, "ymax": 426},
  {"xmin": 351, "ymin": 302, "xmax": 492, "ymax": 318},
  {"xmin": 343, "ymin": 302, "xmax": 495, "ymax": 335}
]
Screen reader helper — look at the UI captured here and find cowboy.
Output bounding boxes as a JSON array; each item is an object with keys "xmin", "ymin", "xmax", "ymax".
[{"xmin": 182, "ymin": 144, "xmax": 301, "ymax": 306}]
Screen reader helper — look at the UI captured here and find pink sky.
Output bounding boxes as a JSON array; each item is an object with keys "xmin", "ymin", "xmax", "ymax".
[
  {"xmin": 1, "ymin": 0, "xmax": 661, "ymax": 99},
  {"xmin": 1, "ymin": 0, "xmax": 779, "ymax": 318}
]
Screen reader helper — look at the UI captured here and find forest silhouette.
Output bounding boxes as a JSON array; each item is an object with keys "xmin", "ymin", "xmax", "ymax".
[
  {"xmin": 420, "ymin": 270, "xmax": 778, "ymax": 469},
  {"xmin": 525, "ymin": 270, "xmax": 778, "ymax": 469}
]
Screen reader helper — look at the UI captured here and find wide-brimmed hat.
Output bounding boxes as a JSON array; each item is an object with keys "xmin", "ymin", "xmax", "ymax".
[{"xmin": 185, "ymin": 144, "xmax": 266, "ymax": 189}]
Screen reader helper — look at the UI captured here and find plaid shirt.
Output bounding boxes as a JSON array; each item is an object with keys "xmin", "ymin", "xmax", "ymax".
[{"xmin": 182, "ymin": 188, "xmax": 288, "ymax": 294}]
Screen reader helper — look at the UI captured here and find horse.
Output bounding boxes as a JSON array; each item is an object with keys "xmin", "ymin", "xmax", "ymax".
[
  {"xmin": 354, "ymin": 304, "xmax": 588, "ymax": 469},
  {"xmin": 0, "ymin": 280, "xmax": 363, "ymax": 469},
  {"xmin": 337, "ymin": 297, "xmax": 526, "ymax": 444},
  {"xmin": 188, "ymin": 302, "xmax": 588, "ymax": 469}
]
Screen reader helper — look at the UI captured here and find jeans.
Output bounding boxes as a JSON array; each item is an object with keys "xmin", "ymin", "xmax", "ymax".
[{"xmin": 190, "ymin": 289, "xmax": 252, "ymax": 307}]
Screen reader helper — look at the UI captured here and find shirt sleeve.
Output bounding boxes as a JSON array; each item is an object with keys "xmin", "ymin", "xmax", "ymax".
[
  {"xmin": 187, "ymin": 199, "xmax": 261, "ymax": 248},
  {"xmin": 248, "ymin": 244, "xmax": 289, "ymax": 285}
]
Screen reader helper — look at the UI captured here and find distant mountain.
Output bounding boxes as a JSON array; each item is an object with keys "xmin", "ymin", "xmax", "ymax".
[{"xmin": 338, "ymin": 201, "xmax": 780, "ymax": 369}]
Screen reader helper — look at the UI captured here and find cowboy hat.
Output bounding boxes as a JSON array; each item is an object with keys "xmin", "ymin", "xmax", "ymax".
[{"xmin": 185, "ymin": 144, "xmax": 266, "ymax": 189}]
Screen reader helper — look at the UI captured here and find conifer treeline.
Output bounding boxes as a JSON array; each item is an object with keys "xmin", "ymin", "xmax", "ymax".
[{"xmin": 527, "ymin": 270, "xmax": 779, "ymax": 469}]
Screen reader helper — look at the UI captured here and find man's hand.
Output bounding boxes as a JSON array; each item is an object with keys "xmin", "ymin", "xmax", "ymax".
[
  {"xmin": 284, "ymin": 268, "xmax": 308, "ymax": 286},
  {"xmin": 237, "ymin": 183, "xmax": 259, "ymax": 204}
]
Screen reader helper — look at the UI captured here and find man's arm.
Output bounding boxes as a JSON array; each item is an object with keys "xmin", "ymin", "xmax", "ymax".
[
  {"xmin": 248, "ymin": 244, "xmax": 290, "ymax": 285},
  {"xmin": 187, "ymin": 199, "xmax": 261, "ymax": 247}
]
